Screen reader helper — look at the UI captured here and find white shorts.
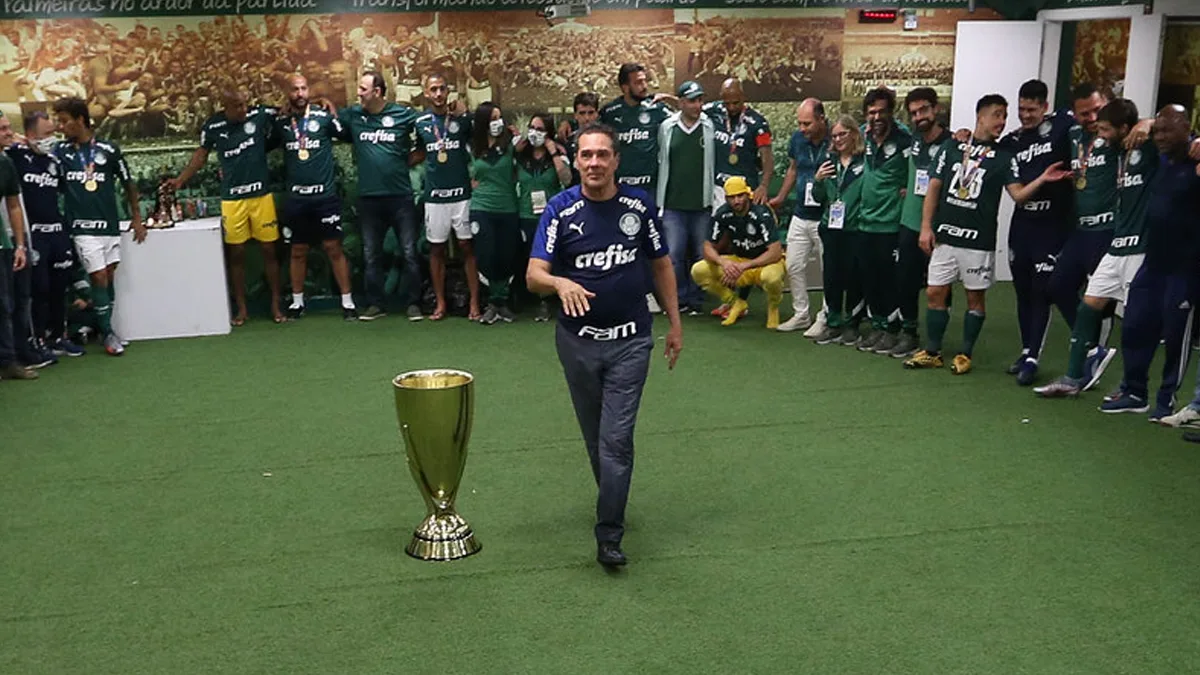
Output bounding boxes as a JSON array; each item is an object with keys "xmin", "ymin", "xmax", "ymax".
[
  {"xmin": 1084, "ymin": 253, "xmax": 1144, "ymax": 302},
  {"xmin": 74, "ymin": 235, "xmax": 121, "ymax": 274},
  {"xmin": 928, "ymin": 244, "xmax": 994, "ymax": 291},
  {"xmin": 424, "ymin": 200, "xmax": 472, "ymax": 244}
]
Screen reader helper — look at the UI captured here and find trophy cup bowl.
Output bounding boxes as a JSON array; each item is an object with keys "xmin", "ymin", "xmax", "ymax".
[{"xmin": 393, "ymin": 369, "xmax": 481, "ymax": 561}]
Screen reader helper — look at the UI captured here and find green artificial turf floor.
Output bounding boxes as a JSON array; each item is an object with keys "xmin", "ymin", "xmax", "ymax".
[{"xmin": 3, "ymin": 284, "xmax": 1199, "ymax": 674}]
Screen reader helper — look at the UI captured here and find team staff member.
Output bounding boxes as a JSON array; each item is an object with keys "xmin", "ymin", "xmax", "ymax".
[
  {"xmin": 527, "ymin": 122, "xmax": 682, "ymax": 569},
  {"xmin": 336, "ymin": 71, "xmax": 422, "ymax": 322},
  {"xmin": 810, "ymin": 115, "xmax": 867, "ymax": 346},
  {"xmin": 691, "ymin": 176, "xmax": 784, "ymax": 329},
  {"xmin": 0, "ymin": 128, "xmax": 34, "ymax": 379},
  {"xmin": 856, "ymin": 87, "xmax": 912, "ymax": 355},
  {"xmin": 892, "ymin": 87, "xmax": 950, "ymax": 358},
  {"xmin": 10, "ymin": 111, "xmax": 84, "ymax": 357},
  {"xmin": 52, "ymin": 96, "xmax": 147, "ymax": 357},
  {"xmin": 273, "ymin": 75, "xmax": 357, "ymax": 321},
  {"xmin": 515, "ymin": 112, "xmax": 571, "ymax": 321},
  {"xmin": 770, "ymin": 98, "xmax": 828, "ymax": 333},
  {"xmin": 998, "ymin": 79, "xmax": 1075, "ymax": 385},
  {"xmin": 905, "ymin": 94, "xmax": 1070, "ymax": 375},
  {"xmin": 414, "ymin": 73, "xmax": 480, "ymax": 322},
  {"xmin": 172, "ymin": 90, "xmax": 284, "ymax": 325},
  {"xmin": 469, "ymin": 102, "xmax": 520, "ymax": 325}
]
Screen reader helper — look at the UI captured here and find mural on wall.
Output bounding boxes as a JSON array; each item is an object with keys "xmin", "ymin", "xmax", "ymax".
[
  {"xmin": 1070, "ymin": 18, "xmax": 1129, "ymax": 98},
  {"xmin": 1158, "ymin": 21, "xmax": 1200, "ymax": 132}
]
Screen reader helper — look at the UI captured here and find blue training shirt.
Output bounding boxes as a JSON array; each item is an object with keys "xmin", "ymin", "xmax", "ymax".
[
  {"xmin": 998, "ymin": 109, "xmax": 1074, "ymax": 226},
  {"xmin": 531, "ymin": 184, "xmax": 669, "ymax": 340},
  {"xmin": 5, "ymin": 144, "xmax": 63, "ymax": 227},
  {"xmin": 1143, "ymin": 154, "xmax": 1200, "ymax": 273}
]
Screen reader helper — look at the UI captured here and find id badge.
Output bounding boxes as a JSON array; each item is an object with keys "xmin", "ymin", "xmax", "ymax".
[
  {"xmin": 915, "ymin": 169, "xmax": 930, "ymax": 196},
  {"xmin": 829, "ymin": 200, "xmax": 845, "ymax": 230},
  {"xmin": 804, "ymin": 181, "xmax": 820, "ymax": 207},
  {"xmin": 531, "ymin": 190, "xmax": 548, "ymax": 215}
]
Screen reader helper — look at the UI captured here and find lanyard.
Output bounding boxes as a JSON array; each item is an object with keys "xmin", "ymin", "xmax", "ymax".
[{"xmin": 289, "ymin": 104, "xmax": 312, "ymax": 147}]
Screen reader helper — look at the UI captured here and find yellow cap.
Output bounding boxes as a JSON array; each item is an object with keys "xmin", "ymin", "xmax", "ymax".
[{"xmin": 723, "ymin": 176, "xmax": 752, "ymax": 197}]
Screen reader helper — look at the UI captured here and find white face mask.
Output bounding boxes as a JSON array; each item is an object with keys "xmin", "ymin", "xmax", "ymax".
[
  {"xmin": 527, "ymin": 129, "xmax": 546, "ymax": 147},
  {"xmin": 488, "ymin": 119, "xmax": 504, "ymax": 137},
  {"xmin": 33, "ymin": 137, "xmax": 58, "ymax": 155}
]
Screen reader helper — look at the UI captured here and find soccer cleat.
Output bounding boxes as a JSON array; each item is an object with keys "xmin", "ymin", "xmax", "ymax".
[
  {"xmin": 802, "ymin": 311, "xmax": 827, "ymax": 338},
  {"xmin": 888, "ymin": 333, "xmax": 920, "ymax": 359},
  {"xmin": 1007, "ymin": 353, "xmax": 1027, "ymax": 375},
  {"xmin": 711, "ymin": 304, "xmax": 730, "ymax": 318},
  {"xmin": 1034, "ymin": 376, "xmax": 1083, "ymax": 398},
  {"xmin": 857, "ymin": 329, "xmax": 882, "ymax": 352},
  {"xmin": 766, "ymin": 306, "xmax": 780, "ymax": 330},
  {"xmin": 903, "ymin": 350, "xmax": 943, "ymax": 369},
  {"xmin": 103, "ymin": 333, "xmax": 125, "ymax": 356},
  {"xmin": 342, "ymin": 307, "xmax": 360, "ymax": 322},
  {"xmin": 775, "ymin": 314, "xmax": 810, "ymax": 332},
  {"xmin": 1099, "ymin": 393, "xmax": 1150, "ymax": 414},
  {"xmin": 479, "ymin": 305, "xmax": 500, "ymax": 325},
  {"xmin": 872, "ymin": 332, "xmax": 899, "ymax": 355},
  {"xmin": 50, "ymin": 338, "xmax": 85, "ymax": 357},
  {"xmin": 496, "ymin": 306, "xmax": 516, "ymax": 323},
  {"xmin": 359, "ymin": 306, "xmax": 386, "ymax": 321},
  {"xmin": 836, "ymin": 324, "xmax": 860, "ymax": 347},
  {"xmin": 812, "ymin": 325, "xmax": 842, "ymax": 345},
  {"xmin": 1081, "ymin": 346, "xmax": 1117, "ymax": 393},
  {"xmin": 950, "ymin": 353, "xmax": 972, "ymax": 375},
  {"xmin": 1015, "ymin": 358, "xmax": 1039, "ymax": 386},
  {"xmin": 406, "ymin": 305, "xmax": 424, "ymax": 321},
  {"xmin": 1157, "ymin": 406, "xmax": 1200, "ymax": 428},
  {"xmin": 286, "ymin": 303, "xmax": 305, "ymax": 321},
  {"xmin": 1149, "ymin": 403, "xmax": 1175, "ymax": 424},
  {"xmin": 534, "ymin": 301, "xmax": 551, "ymax": 322},
  {"xmin": 722, "ymin": 299, "xmax": 749, "ymax": 327}
]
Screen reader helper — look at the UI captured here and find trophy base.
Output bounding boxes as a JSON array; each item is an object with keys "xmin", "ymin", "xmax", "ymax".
[{"xmin": 405, "ymin": 512, "xmax": 481, "ymax": 561}]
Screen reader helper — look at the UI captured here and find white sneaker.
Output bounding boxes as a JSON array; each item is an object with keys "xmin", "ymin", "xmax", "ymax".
[
  {"xmin": 646, "ymin": 294, "xmax": 662, "ymax": 314},
  {"xmin": 1157, "ymin": 406, "xmax": 1200, "ymax": 428},
  {"xmin": 776, "ymin": 314, "xmax": 811, "ymax": 332},
  {"xmin": 802, "ymin": 310, "xmax": 828, "ymax": 338}
]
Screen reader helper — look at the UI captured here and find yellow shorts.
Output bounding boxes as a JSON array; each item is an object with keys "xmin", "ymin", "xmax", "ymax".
[{"xmin": 221, "ymin": 194, "xmax": 279, "ymax": 245}]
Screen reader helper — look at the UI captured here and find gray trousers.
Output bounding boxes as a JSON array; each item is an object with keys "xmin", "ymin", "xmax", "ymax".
[{"xmin": 555, "ymin": 323, "xmax": 653, "ymax": 544}]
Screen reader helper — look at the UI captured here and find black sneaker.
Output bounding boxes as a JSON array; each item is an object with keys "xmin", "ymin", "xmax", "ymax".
[
  {"xmin": 1007, "ymin": 353, "xmax": 1027, "ymax": 375},
  {"xmin": 342, "ymin": 307, "xmax": 359, "ymax": 321},
  {"xmin": 837, "ymin": 325, "xmax": 860, "ymax": 347},
  {"xmin": 359, "ymin": 306, "xmax": 386, "ymax": 321},
  {"xmin": 1015, "ymin": 358, "xmax": 1039, "ymax": 386},
  {"xmin": 286, "ymin": 304, "xmax": 305, "ymax": 321},
  {"xmin": 50, "ymin": 337, "xmax": 86, "ymax": 357},
  {"xmin": 534, "ymin": 301, "xmax": 551, "ymax": 322},
  {"xmin": 406, "ymin": 305, "xmax": 424, "ymax": 322},
  {"xmin": 872, "ymin": 332, "xmax": 899, "ymax": 355},
  {"xmin": 888, "ymin": 333, "xmax": 920, "ymax": 359},
  {"xmin": 479, "ymin": 305, "xmax": 500, "ymax": 325},
  {"xmin": 812, "ymin": 325, "xmax": 842, "ymax": 345},
  {"xmin": 597, "ymin": 542, "xmax": 627, "ymax": 568},
  {"xmin": 495, "ymin": 306, "xmax": 516, "ymax": 323}
]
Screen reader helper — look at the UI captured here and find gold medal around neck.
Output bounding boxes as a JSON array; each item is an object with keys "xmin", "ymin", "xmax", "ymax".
[
  {"xmin": 298, "ymin": 148, "xmax": 310, "ymax": 161},
  {"xmin": 956, "ymin": 186, "xmax": 969, "ymax": 200},
  {"xmin": 1075, "ymin": 175, "xmax": 1087, "ymax": 190},
  {"xmin": 84, "ymin": 179, "xmax": 98, "ymax": 192},
  {"xmin": 437, "ymin": 150, "xmax": 448, "ymax": 164},
  {"xmin": 728, "ymin": 153, "xmax": 739, "ymax": 165}
]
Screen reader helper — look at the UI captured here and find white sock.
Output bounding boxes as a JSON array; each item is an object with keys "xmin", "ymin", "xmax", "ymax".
[
  {"xmin": 291, "ymin": 293, "xmax": 304, "ymax": 308},
  {"xmin": 341, "ymin": 293, "xmax": 355, "ymax": 310}
]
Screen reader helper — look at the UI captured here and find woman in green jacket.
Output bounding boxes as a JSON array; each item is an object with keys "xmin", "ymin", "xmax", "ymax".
[
  {"xmin": 470, "ymin": 102, "xmax": 520, "ymax": 324},
  {"xmin": 514, "ymin": 112, "xmax": 572, "ymax": 320},
  {"xmin": 811, "ymin": 115, "xmax": 867, "ymax": 345}
]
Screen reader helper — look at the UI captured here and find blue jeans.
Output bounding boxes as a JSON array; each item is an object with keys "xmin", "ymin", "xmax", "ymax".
[
  {"xmin": 661, "ymin": 208, "xmax": 710, "ymax": 308},
  {"xmin": 359, "ymin": 195, "xmax": 420, "ymax": 309}
]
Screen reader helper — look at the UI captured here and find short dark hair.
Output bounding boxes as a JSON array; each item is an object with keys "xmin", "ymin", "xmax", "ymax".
[
  {"xmin": 576, "ymin": 122, "xmax": 618, "ymax": 153},
  {"xmin": 863, "ymin": 87, "xmax": 896, "ymax": 113},
  {"xmin": 424, "ymin": 73, "xmax": 447, "ymax": 88},
  {"xmin": 52, "ymin": 97, "xmax": 90, "ymax": 128},
  {"xmin": 1018, "ymin": 79, "xmax": 1049, "ymax": 103},
  {"xmin": 573, "ymin": 92, "xmax": 599, "ymax": 111},
  {"xmin": 807, "ymin": 100, "xmax": 826, "ymax": 119},
  {"xmin": 362, "ymin": 69, "xmax": 386, "ymax": 99},
  {"xmin": 617, "ymin": 63, "xmax": 644, "ymax": 88},
  {"xmin": 23, "ymin": 109, "xmax": 49, "ymax": 133},
  {"xmin": 905, "ymin": 87, "xmax": 938, "ymax": 111},
  {"xmin": 1071, "ymin": 82, "xmax": 1099, "ymax": 102},
  {"xmin": 976, "ymin": 93, "xmax": 1008, "ymax": 113},
  {"xmin": 1097, "ymin": 98, "xmax": 1139, "ymax": 129}
]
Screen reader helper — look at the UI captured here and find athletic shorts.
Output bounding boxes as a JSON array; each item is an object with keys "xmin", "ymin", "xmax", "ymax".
[
  {"xmin": 424, "ymin": 200, "xmax": 472, "ymax": 244},
  {"xmin": 73, "ymin": 235, "xmax": 121, "ymax": 274},
  {"xmin": 281, "ymin": 196, "xmax": 343, "ymax": 246},
  {"xmin": 928, "ymin": 244, "xmax": 994, "ymax": 291},
  {"xmin": 221, "ymin": 194, "xmax": 279, "ymax": 245},
  {"xmin": 1084, "ymin": 253, "xmax": 1144, "ymax": 303}
]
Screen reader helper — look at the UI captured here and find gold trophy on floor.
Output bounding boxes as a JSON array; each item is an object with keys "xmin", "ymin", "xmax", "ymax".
[{"xmin": 393, "ymin": 369, "xmax": 481, "ymax": 561}]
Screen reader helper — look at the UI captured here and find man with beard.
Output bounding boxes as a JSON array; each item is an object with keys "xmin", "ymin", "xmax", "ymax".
[
  {"xmin": 599, "ymin": 63, "xmax": 672, "ymax": 196},
  {"xmin": 171, "ymin": 89, "xmax": 284, "ymax": 324},
  {"xmin": 273, "ymin": 75, "xmax": 357, "ymax": 321}
]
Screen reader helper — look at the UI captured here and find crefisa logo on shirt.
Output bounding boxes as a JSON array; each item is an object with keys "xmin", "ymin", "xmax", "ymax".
[{"xmin": 619, "ymin": 213, "xmax": 641, "ymax": 237}]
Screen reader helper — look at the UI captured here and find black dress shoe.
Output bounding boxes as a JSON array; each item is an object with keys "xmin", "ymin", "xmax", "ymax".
[{"xmin": 597, "ymin": 542, "xmax": 627, "ymax": 567}]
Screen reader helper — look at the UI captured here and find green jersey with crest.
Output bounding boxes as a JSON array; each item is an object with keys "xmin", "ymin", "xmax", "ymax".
[
  {"xmin": 599, "ymin": 96, "xmax": 670, "ymax": 190},
  {"xmin": 415, "ymin": 111, "xmax": 472, "ymax": 204},
  {"xmin": 200, "ymin": 106, "xmax": 276, "ymax": 201},
  {"xmin": 931, "ymin": 138, "xmax": 1019, "ymax": 251},
  {"xmin": 710, "ymin": 202, "xmax": 779, "ymax": 259},
  {"xmin": 1069, "ymin": 125, "xmax": 1119, "ymax": 231},
  {"xmin": 704, "ymin": 102, "xmax": 772, "ymax": 189},
  {"xmin": 338, "ymin": 102, "xmax": 418, "ymax": 198},
  {"xmin": 901, "ymin": 128, "xmax": 952, "ymax": 232},
  {"xmin": 273, "ymin": 106, "xmax": 342, "ymax": 201},
  {"xmin": 53, "ymin": 137, "xmax": 131, "ymax": 237},
  {"xmin": 860, "ymin": 124, "xmax": 912, "ymax": 233},
  {"xmin": 1109, "ymin": 140, "xmax": 1158, "ymax": 256}
]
